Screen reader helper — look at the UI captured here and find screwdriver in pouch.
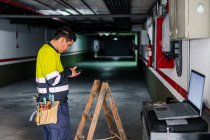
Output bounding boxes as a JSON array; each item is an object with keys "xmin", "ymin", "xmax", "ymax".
[
  {"xmin": 49, "ymin": 94, "xmax": 52, "ymax": 101},
  {"xmin": 51, "ymin": 94, "xmax": 54, "ymax": 107},
  {"xmin": 49, "ymin": 94, "xmax": 52, "ymax": 107},
  {"xmin": 43, "ymin": 97, "xmax": 47, "ymax": 105}
]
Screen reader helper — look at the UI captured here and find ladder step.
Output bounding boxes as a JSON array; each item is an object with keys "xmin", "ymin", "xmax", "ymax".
[
  {"xmin": 83, "ymin": 113, "xmax": 93, "ymax": 120},
  {"xmin": 77, "ymin": 134, "xmax": 85, "ymax": 140},
  {"xmin": 110, "ymin": 130, "xmax": 121, "ymax": 139}
]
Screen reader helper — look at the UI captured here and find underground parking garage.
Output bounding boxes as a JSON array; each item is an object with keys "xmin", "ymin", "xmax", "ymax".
[{"xmin": 0, "ymin": 0, "xmax": 210, "ymax": 140}]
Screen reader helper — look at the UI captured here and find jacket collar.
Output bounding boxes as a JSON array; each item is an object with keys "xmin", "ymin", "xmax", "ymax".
[{"xmin": 48, "ymin": 42, "xmax": 59, "ymax": 53}]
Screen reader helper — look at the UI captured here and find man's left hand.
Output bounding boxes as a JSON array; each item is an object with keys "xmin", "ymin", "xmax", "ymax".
[{"xmin": 69, "ymin": 66, "xmax": 81, "ymax": 77}]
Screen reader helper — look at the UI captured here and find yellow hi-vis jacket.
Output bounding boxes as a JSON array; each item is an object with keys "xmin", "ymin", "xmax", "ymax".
[{"xmin": 36, "ymin": 43, "xmax": 71, "ymax": 101}]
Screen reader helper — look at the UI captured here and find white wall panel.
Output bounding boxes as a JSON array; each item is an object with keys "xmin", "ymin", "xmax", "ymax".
[
  {"xmin": 17, "ymin": 26, "xmax": 45, "ymax": 57},
  {"xmin": 190, "ymin": 38, "xmax": 210, "ymax": 108},
  {"xmin": 0, "ymin": 19, "xmax": 45, "ymax": 60},
  {"xmin": 0, "ymin": 19, "xmax": 88, "ymax": 65},
  {"xmin": 141, "ymin": 30, "xmax": 149, "ymax": 45},
  {"xmin": 0, "ymin": 30, "xmax": 16, "ymax": 59}
]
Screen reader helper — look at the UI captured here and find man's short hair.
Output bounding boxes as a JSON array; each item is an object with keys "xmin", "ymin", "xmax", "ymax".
[{"xmin": 52, "ymin": 26, "xmax": 76, "ymax": 41}]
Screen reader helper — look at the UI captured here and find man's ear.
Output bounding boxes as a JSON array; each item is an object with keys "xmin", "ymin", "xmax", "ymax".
[
  {"xmin": 59, "ymin": 38, "xmax": 66, "ymax": 46},
  {"xmin": 60, "ymin": 37, "xmax": 65, "ymax": 43}
]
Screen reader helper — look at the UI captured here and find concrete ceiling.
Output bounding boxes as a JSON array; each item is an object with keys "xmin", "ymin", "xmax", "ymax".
[{"xmin": 0, "ymin": 0, "xmax": 157, "ymax": 32}]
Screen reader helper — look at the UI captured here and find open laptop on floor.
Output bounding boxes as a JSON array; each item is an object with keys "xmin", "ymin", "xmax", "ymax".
[{"xmin": 154, "ymin": 70, "xmax": 205, "ymax": 120}]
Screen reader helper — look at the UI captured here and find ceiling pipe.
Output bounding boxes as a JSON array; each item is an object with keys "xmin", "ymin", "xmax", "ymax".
[
  {"xmin": 80, "ymin": 0, "xmax": 96, "ymax": 15},
  {"xmin": 62, "ymin": 20, "xmax": 144, "ymax": 24},
  {"xmin": 0, "ymin": 13, "xmax": 148, "ymax": 18}
]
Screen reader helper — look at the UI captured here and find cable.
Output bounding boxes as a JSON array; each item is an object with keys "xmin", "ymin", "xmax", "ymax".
[{"xmin": 175, "ymin": 41, "xmax": 182, "ymax": 76}]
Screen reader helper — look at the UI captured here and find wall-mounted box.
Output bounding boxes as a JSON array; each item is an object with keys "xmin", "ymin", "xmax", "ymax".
[
  {"xmin": 162, "ymin": 14, "xmax": 171, "ymax": 52},
  {"xmin": 169, "ymin": 0, "xmax": 210, "ymax": 40},
  {"xmin": 141, "ymin": 30, "xmax": 149, "ymax": 45}
]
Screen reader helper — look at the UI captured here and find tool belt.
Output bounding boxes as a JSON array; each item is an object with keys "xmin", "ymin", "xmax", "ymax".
[{"xmin": 35, "ymin": 101, "xmax": 59, "ymax": 125}]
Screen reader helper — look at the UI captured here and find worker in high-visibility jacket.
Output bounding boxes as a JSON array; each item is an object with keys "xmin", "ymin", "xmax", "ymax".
[{"xmin": 36, "ymin": 27, "xmax": 80, "ymax": 140}]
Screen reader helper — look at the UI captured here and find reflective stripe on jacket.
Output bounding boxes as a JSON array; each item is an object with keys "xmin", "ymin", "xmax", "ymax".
[{"xmin": 36, "ymin": 43, "xmax": 71, "ymax": 101}]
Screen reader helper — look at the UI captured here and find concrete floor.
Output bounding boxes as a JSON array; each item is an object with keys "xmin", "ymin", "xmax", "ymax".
[{"xmin": 0, "ymin": 59, "xmax": 150, "ymax": 140}]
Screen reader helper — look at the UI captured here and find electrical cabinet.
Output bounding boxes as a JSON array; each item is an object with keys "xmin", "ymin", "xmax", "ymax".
[
  {"xmin": 162, "ymin": 14, "xmax": 170, "ymax": 52},
  {"xmin": 169, "ymin": 0, "xmax": 210, "ymax": 40},
  {"xmin": 141, "ymin": 30, "xmax": 149, "ymax": 45}
]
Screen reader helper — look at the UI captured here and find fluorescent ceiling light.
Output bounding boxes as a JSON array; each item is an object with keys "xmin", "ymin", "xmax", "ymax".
[
  {"xmin": 39, "ymin": 10, "xmax": 60, "ymax": 15},
  {"xmin": 56, "ymin": 9, "xmax": 70, "ymax": 15},
  {"xmin": 66, "ymin": 9, "xmax": 78, "ymax": 15},
  {"xmin": 104, "ymin": 33, "xmax": 109, "ymax": 36},
  {"xmin": 98, "ymin": 32, "xmax": 110, "ymax": 36},
  {"xmin": 77, "ymin": 9, "xmax": 94, "ymax": 14},
  {"xmin": 113, "ymin": 37, "xmax": 118, "ymax": 41}
]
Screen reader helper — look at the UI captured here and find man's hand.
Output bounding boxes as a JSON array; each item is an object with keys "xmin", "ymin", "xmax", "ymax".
[{"xmin": 69, "ymin": 66, "xmax": 81, "ymax": 77}]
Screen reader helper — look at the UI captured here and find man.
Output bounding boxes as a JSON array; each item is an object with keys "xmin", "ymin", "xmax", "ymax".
[{"xmin": 36, "ymin": 27, "xmax": 80, "ymax": 140}]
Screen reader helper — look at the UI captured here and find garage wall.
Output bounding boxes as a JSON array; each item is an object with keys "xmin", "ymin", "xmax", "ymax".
[
  {"xmin": 139, "ymin": 61, "xmax": 176, "ymax": 102},
  {"xmin": 0, "ymin": 19, "xmax": 91, "ymax": 86},
  {"xmin": 0, "ymin": 19, "xmax": 44, "ymax": 64}
]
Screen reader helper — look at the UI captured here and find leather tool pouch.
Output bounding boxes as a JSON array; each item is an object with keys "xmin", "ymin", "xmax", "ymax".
[{"xmin": 35, "ymin": 101, "xmax": 59, "ymax": 125}]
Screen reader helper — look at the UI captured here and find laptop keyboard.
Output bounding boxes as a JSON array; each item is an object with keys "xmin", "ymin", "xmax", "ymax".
[{"xmin": 168, "ymin": 103, "xmax": 195, "ymax": 116}]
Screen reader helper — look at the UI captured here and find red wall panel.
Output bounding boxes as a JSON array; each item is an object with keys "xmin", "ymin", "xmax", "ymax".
[{"xmin": 155, "ymin": 16, "xmax": 174, "ymax": 69}]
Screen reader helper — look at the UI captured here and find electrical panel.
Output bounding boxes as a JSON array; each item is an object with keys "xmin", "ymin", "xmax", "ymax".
[
  {"xmin": 141, "ymin": 30, "xmax": 149, "ymax": 45},
  {"xmin": 162, "ymin": 14, "xmax": 171, "ymax": 52},
  {"xmin": 169, "ymin": 0, "xmax": 210, "ymax": 40}
]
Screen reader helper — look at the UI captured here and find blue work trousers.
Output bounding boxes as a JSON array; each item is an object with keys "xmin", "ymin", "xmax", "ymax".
[{"xmin": 43, "ymin": 102, "xmax": 71, "ymax": 140}]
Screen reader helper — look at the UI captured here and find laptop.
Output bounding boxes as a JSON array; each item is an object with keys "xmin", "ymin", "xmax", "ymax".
[{"xmin": 154, "ymin": 70, "xmax": 205, "ymax": 120}]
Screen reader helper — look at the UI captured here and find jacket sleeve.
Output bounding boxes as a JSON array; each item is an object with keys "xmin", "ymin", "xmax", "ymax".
[{"xmin": 40, "ymin": 50, "xmax": 72, "ymax": 86}]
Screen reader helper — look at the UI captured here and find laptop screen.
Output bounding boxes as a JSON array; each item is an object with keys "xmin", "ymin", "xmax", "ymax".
[{"xmin": 188, "ymin": 70, "xmax": 205, "ymax": 111}]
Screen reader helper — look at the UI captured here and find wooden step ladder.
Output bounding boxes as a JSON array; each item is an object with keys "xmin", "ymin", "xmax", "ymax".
[{"xmin": 74, "ymin": 80, "xmax": 127, "ymax": 140}]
